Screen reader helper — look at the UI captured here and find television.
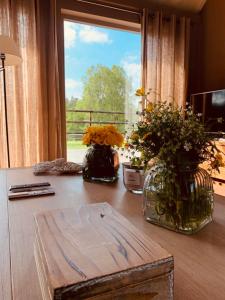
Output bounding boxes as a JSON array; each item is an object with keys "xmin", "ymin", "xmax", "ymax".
[{"xmin": 190, "ymin": 89, "xmax": 225, "ymax": 134}]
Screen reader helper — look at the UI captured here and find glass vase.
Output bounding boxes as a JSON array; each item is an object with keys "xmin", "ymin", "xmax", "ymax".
[
  {"xmin": 143, "ymin": 163, "xmax": 214, "ymax": 234},
  {"xmin": 82, "ymin": 144, "xmax": 119, "ymax": 183}
]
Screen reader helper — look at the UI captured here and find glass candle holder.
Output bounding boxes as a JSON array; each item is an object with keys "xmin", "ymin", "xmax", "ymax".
[{"xmin": 122, "ymin": 162, "xmax": 145, "ymax": 194}]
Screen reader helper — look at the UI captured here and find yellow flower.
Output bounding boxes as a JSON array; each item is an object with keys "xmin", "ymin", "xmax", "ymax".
[
  {"xmin": 130, "ymin": 132, "xmax": 139, "ymax": 141},
  {"xmin": 135, "ymin": 87, "xmax": 145, "ymax": 96},
  {"xmin": 143, "ymin": 133, "xmax": 150, "ymax": 140},
  {"xmin": 146, "ymin": 102, "xmax": 153, "ymax": 113},
  {"xmin": 124, "ymin": 142, "xmax": 129, "ymax": 149},
  {"xmin": 82, "ymin": 125, "xmax": 124, "ymax": 147},
  {"xmin": 215, "ymin": 153, "xmax": 225, "ymax": 167}
]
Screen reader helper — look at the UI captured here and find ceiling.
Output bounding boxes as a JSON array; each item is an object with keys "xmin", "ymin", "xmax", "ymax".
[
  {"xmin": 146, "ymin": 0, "xmax": 207, "ymax": 13},
  {"xmin": 100, "ymin": 0, "xmax": 207, "ymax": 13}
]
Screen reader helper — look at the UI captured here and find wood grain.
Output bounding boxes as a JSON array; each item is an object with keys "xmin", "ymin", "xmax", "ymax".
[
  {"xmin": 34, "ymin": 203, "xmax": 173, "ymax": 299},
  {"xmin": 0, "ymin": 170, "xmax": 12, "ymax": 300},
  {"xmin": 2, "ymin": 167, "xmax": 225, "ymax": 299}
]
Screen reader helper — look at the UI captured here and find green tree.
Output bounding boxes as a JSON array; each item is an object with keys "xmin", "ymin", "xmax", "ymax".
[
  {"xmin": 66, "ymin": 65, "xmax": 133, "ymax": 138},
  {"xmin": 66, "ymin": 97, "xmax": 80, "ymax": 136},
  {"xmin": 80, "ymin": 65, "xmax": 129, "ymax": 111},
  {"xmin": 66, "ymin": 97, "xmax": 78, "ymax": 110}
]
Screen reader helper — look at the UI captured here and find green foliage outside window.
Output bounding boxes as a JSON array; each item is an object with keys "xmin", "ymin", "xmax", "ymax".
[{"xmin": 66, "ymin": 65, "xmax": 134, "ymax": 140}]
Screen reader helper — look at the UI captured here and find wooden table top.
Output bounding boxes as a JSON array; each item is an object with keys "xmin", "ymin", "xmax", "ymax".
[{"xmin": 1, "ymin": 167, "xmax": 225, "ymax": 300}]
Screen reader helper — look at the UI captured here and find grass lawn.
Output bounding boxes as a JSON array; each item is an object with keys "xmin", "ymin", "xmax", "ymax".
[{"xmin": 67, "ymin": 140, "xmax": 86, "ymax": 150}]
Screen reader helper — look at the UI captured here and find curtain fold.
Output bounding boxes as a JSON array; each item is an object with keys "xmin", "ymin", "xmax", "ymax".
[
  {"xmin": 141, "ymin": 9, "xmax": 190, "ymax": 108},
  {"xmin": 0, "ymin": 0, "xmax": 66, "ymax": 168}
]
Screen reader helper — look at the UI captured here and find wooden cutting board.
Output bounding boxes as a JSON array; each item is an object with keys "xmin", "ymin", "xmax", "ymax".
[{"xmin": 34, "ymin": 202, "xmax": 174, "ymax": 300}]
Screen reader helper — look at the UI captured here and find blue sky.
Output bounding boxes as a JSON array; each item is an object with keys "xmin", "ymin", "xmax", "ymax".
[{"xmin": 64, "ymin": 21, "xmax": 141, "ymax": 100}]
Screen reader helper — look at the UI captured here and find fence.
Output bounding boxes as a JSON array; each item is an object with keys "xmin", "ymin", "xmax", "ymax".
[{"xmin": 66, "ymin": 109, "xmax": 127, "ymax": 139}]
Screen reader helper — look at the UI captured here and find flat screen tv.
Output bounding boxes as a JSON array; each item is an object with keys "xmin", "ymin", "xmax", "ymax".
[{"xmin": 190, "ymin": 89, "xmax": 225, "ymax": 134}]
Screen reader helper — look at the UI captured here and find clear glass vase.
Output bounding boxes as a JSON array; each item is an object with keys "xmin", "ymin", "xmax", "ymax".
[
  {"xmin": 82, "ymin": 144, "xmax": 119, "ymax": 183},
  {"xmin": 143, "ymin": 163, "xmax": 214, "ymax": 234}
]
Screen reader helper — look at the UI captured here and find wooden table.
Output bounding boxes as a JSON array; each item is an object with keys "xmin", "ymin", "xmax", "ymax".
[{"xmin": 1, "ymin": 168, "xmax": 225, "ymax": 300}]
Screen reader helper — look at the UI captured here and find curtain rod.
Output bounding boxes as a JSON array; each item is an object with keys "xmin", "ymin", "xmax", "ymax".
[{"xmin": 75, "ymin": 0, "xmax": 141, "ymax": 16}]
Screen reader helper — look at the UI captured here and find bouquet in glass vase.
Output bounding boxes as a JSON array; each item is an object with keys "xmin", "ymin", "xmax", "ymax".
[{"xmin": 127, "ymin": 88, "xmax": 224, "ymax": 234}]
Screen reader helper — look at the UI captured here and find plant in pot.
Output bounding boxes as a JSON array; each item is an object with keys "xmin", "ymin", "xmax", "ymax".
[
  {"xmin": 132, "ymin": 95, "xmax": 224, "ymax": 234},
  {"xmin": 82, "ymin": 125, "xmax": 123, "ymax": 183}
]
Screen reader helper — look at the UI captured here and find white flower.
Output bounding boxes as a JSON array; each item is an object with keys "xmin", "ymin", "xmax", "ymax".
[{"xmin": 184, "ymin": 142, "xmax": 192, "ymax": 152}]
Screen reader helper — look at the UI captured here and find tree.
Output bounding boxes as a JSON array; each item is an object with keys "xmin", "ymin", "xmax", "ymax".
[
  {"xmin": 66, "ymin": 65, "xmax": 133, "ymax": 137},
  {"xmin": 66, "ymin": 97, "xmax": 78, "ymax": 110},
  {"xmin": 66, "ymin": 97, "xmax": 80, "ymax": 136},
  {"xmin": 80, "ymin": 65, "xmax": 130, "ymax": 111}
]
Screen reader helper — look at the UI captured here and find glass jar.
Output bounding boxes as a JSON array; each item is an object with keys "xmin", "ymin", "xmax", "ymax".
[
  {"xmin": 122, "ymin": 162, "xmax": 145, "ymax": 194},
  {"xmin": 82, "ymin": 144, "xmax": 119, "ymax": 183},
  {"xmin": 143, "ymin": 163, "xmax": 214, "ymax": 234}
]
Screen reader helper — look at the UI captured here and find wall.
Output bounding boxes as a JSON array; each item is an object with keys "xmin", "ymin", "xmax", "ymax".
[{"xmin": 199, "ymin": 0, "xmax": 225, "ymax": 92}]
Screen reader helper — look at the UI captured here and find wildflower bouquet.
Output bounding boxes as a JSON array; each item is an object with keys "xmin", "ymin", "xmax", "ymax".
[
  {"xmin": 131, "ymin": 88, "xmax": 224, "ymax": 234},
  {"xmin": 126, "ymin": 92, "xmax": 223, "ymax": 172},
  {"xmin": 82, "ymin": 125, "xmax": 124, "ymax": 147}
]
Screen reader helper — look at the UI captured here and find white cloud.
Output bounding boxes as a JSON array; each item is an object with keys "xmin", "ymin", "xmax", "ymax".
[
  {"xmin": 64, "ymin": 22, "xmax": 112, "ymax": 46},
  {"xmin": 65, "ymin": 79, "xmax": 79, "ymax": 89},
  {"xmin": 79, "ymin": 25, "xmax": 111, "ymax": 44},
  {"xmin": 122, "ymin": 60, "xmax": 141, "ymax": 89},
  {"xmin": 64, "ymin": 21, "xmax": 77, "ymax": 48},
  {"xmin": 65, "ymin": 79, "xmax": 83, "ymax": 99},
  {"xmin": 125, "ymin": 54, "xmax": 139, "ymax": 62}
]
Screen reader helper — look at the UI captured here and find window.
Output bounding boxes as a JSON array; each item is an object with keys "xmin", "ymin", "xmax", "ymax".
[{"xmin": 64, "ymin": 19, "xmax": 141, "ymax": 163}]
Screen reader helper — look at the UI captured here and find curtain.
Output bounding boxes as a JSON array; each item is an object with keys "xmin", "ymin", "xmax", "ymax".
[
  {"xmin": 141, "ymin": 9, "xmax": 190, "ymax": 108},
  {"xmin": 0, "ymin": 0, "xmax": 66, "ymax": 168}
]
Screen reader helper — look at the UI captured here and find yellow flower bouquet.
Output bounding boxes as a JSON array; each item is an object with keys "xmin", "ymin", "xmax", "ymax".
[
  {"xmin": 82, "ymin": 125, "xmax": 124, "ymax": 183},
  {"xmin": 82, "ymin": 125, "xmax": 124, "ymax": 147}
]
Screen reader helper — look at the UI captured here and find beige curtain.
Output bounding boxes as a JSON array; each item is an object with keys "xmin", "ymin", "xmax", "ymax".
[
  {"xmin": 0, "ymin": 0, "xmax": 66, "ymax": 168},
  {"xmin": 141, "ymin": 9, "xmax": 190, "ymax": 108}
]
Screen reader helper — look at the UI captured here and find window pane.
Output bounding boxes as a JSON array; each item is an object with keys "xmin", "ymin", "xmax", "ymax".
[{"xmin": 64, "ymin": 20, "xmax": 141, "ymax": 163}]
